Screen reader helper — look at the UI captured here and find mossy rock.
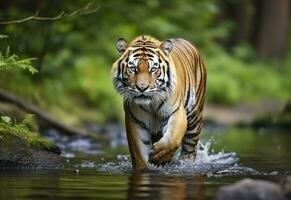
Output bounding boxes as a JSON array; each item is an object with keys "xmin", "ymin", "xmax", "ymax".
[{"xmin": 0, "ymin": 122, "xmax": 61, "ymax": 168}]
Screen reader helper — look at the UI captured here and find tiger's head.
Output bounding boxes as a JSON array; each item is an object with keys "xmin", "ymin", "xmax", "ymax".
[{"xmin": 112, "ymin": 35, "xmax": 175, "ymax": 105}]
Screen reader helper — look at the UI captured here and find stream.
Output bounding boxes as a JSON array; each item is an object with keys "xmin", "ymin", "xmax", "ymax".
[{"xmin": 0, "ymin": 125, "xmax": 290, "ymax": 199}]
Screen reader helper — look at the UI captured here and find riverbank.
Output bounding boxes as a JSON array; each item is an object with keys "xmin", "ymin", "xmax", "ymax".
[{"xmin": 0, "ymin": 120, "xmax": 61, "ymax": 168}]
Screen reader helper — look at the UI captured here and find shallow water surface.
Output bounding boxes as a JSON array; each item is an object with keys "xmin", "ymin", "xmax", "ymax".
[{"xmin": 0, "ymin": 128, "xmax": 290, "ymax": 200}]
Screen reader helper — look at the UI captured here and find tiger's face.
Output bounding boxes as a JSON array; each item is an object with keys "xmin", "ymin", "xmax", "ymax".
[{"xmin": 112, "ymin": 36, "xmax": 174, "ymax": 105}]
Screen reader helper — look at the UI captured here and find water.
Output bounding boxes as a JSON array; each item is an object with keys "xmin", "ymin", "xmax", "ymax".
[{"xmin": 1, "ymin": 128, "xmax": 290, "ymax": 199}]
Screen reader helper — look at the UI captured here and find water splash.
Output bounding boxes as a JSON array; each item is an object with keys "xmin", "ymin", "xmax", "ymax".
[
  {"xmin": 75, "ymin": 140, "xmax": 262, "ymax": 176},
  {"xmin": 161, "ymin": 141, "xmax": 242, "ymax": 175}
]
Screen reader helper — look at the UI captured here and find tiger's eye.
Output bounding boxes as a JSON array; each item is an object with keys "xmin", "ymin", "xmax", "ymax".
[
  {"xmin": 129, "ymin": 66, "xmax": 136, "ymax": 72},
  {"xmin": 150, "ymin": 67, "xmax": 158, "ymax": 73}
]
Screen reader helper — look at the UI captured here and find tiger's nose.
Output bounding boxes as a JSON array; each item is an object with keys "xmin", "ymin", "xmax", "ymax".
[{"xmin": 136, "ymin": 84, "xmax": 149, "ymax": 92}]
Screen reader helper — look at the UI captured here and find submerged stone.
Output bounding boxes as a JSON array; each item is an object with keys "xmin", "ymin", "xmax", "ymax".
[
  {"xmin": 0, "ymin": 123, "xmax": 61, "ymax": 169},
  {"xmin": 215, "ymin": 178, "xmax": 287, "ymax": 200}
]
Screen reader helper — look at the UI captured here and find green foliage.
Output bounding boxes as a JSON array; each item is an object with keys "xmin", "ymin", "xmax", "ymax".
[
  {"xmin": 206, "ymin": 45, "xmax": 291, "ymax": 104},
  {"xmin": 0, "ymin": 114, "xmax": 34, "ymax": 135},
  {"xmin": 0, "ymin": 1, "xmax": 290, "ymax": 124},
  {"xmin": 0, "ymin": 36, "xmax": 37, "ymax": 74},
  {"xmin": 0, "ymin": 48, "xmax": 37, "ymax": 74},
  {"xmin": 71, "ymin": 56, "xmax": 123, "ymax": 121},
  {"xmin": 0, "ymin": 34, "xmax": 55, "ymax": 152},
  {"xmin": 0, "ymin": 114, "xmax": 58, "ymax": 152}
]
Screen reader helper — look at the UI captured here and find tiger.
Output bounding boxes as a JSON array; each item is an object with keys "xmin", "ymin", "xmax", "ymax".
[{"xmin": 111, "ymin": 35, "xmax": 207, "ymax": 170}]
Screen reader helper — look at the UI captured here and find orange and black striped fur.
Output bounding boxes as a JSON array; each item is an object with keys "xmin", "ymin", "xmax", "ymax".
[{"xmin": 112, "ymin": 35, "xmax": 206, "ymax": 170}]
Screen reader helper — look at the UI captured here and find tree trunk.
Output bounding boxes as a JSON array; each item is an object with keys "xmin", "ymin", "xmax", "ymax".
[
  {"xmin": 216, "ymin": 0, "xmax": 253, "ymax": 48},
  {"xmin": 257, "ymin": 0, "xmax": 290, "ymax": 60}
]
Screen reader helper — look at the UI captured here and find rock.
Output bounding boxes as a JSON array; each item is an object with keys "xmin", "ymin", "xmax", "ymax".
[
  {"xmin": 0, "ymin": 124, "xmax": 61, "ymax": 169},
  {"xmin": 215, "ymin": 178, "xmax": 287, "ymax": 200},
  {"xmin": 281, "ymin": 176, "xmax": 291, "ymax": 199}
]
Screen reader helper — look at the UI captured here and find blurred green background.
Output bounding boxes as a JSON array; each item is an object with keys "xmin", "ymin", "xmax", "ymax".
[{"xmin": 1, "ymin": 0, "xmax": 290, "ymax": 126}]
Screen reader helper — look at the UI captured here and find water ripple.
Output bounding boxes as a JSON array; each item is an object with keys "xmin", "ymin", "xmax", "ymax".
[{"xmin": 74, "ymin": 140, "xmax": 269, "ymax": 176}]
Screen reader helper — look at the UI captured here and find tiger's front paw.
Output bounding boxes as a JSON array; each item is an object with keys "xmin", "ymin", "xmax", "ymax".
[{"xmin": 148, "ymin": 141, "xmax": 175, "ymax": 167}]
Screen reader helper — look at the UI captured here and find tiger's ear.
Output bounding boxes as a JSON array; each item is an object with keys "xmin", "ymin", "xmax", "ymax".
[
  {"xmin": 160, "ymin": 40, "xmax": 173, "ymax": 55},
  {"xmin": 116, "ymin": 38, "xmax": 127, "ymax": 54}
]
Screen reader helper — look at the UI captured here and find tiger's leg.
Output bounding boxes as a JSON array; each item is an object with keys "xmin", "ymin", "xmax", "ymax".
[
  {"xmin": 125, "ymin": 113, "xmax": 151, "ymax": 170},
  {"xmin": 180, "ymin": 108, "xmax": 204, "ymax": 160},
  {"xmin": 149, "ymin": 106, "xmax": 187, "ymax": 166}
]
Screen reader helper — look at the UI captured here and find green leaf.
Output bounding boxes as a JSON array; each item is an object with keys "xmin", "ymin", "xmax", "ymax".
[
  {"xmin": 0, "ymin": 47, "xmax": 38, "ymax": 74},
  {"xmin": 1, "ymin": 116, "xmax": 11, "ymax": 124}
]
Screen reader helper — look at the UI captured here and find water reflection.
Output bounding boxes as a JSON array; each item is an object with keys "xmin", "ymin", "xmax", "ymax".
[
  {"xmin": 0, "ymin": 170, "xmax": 62, "ymax": 200},
  {"xmin": 127, "ymin": 173, "xmax": 205, "ymax": 200}
]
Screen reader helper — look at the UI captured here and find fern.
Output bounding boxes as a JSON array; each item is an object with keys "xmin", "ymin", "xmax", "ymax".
[
  {"xmin": 0, "ymin": 35, "xmax": 38, "ymax": 74},
  {"xmin": 0, "ymin": 35, "xmax": 38, "ymax": 140},
  {"xmin": 0, "ymin": 114, "xmax": 29, "ymax": 135}
]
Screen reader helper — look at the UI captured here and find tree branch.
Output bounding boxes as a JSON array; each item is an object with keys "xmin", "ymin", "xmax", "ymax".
[
  {"xmin": 0, "ymin": 88, "xmax": 89, "ymax": 136},
  {"xmin": 0, "ymin": 3, "xmax": 99, "ymax": 25}
]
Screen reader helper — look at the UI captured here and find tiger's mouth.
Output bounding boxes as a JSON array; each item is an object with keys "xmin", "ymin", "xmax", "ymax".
[
  {"xmin": 135, "ymin": 94, "xmax": 151, "ymax": 100},
  {"xmin": 132, "ymin": 94, "xmax": 152, "ymax": 105}
]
